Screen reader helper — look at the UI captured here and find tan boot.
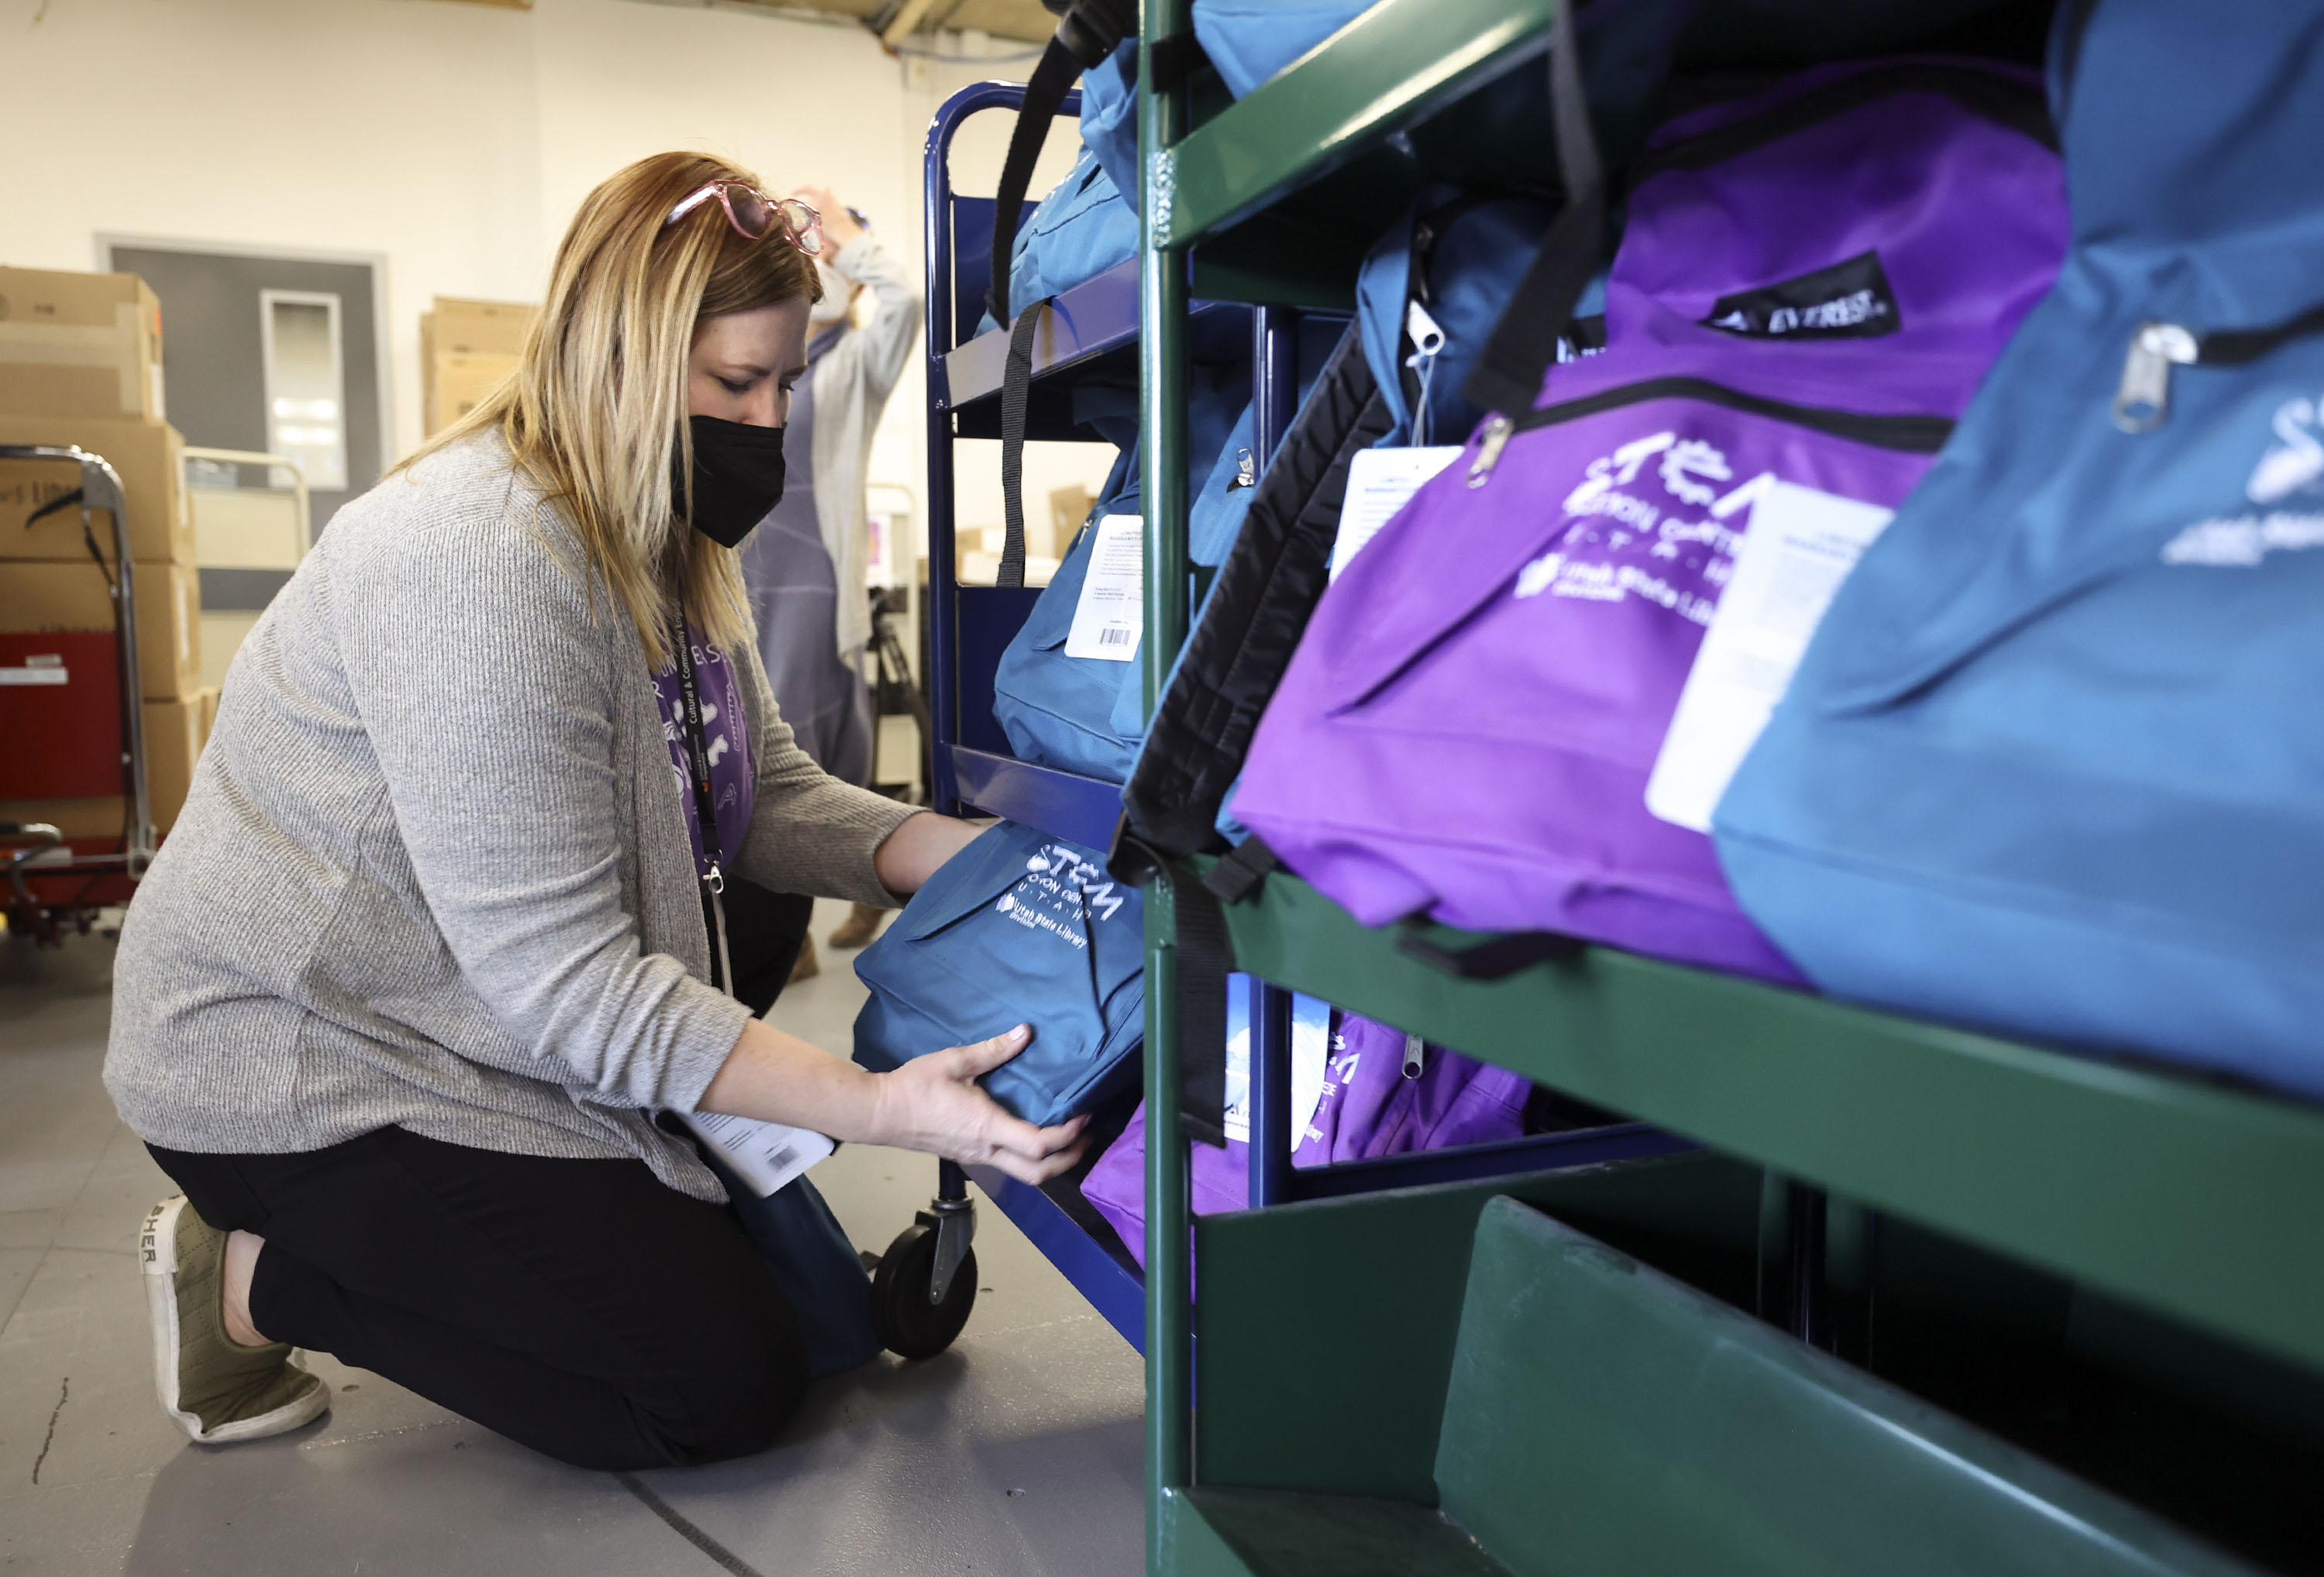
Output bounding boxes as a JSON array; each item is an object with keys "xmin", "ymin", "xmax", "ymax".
[
  {"xmin": 828, "ymin": 902, "xmax": 888, "ymax": 950},
  {"xmin": 141, "ymin": 1197, "xmax": 330, "ymax": 1444},
  {"xmin": 788, "ymin": 931, "xmax": 820, "ymax": 983}
]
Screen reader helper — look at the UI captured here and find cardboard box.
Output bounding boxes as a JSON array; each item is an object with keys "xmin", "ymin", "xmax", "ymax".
[
  {"xmin": 0, "ymin": 414, "xmax": 193, "ymax": 565},
  {"xmin": 189, "ymin": 481, "xmax": 307, "ymax": 569},
  {"xmin": 427, "ymin": 352, "xmax": 518, "ymax": 435},
  {"xmin": 430, "ymin": 297, "xmax": 536, "ymax": 359},
  {"xmin": 199, "ymin": 610, "xmax": 262, "ymax": 690},
  {"xmin": 0, "ymin": 559, "xmax": 201, "ymax": 699},
  {"xmin": 422, "ymin": 297, "xmax": 535, "ymax": 435},
  {"xmin": 0, "ymin": 688, "xmax": 212, "ymax": 838},
  {"xmin": 0, "ymin": 796, "xmax": 128, "ymax": 840},
  {"xmin": 143, "ymin": 690, "xmax": 209, "ymax": 833},
  {"xmin": 1050, "ymin": 486, "xmax": 1093, "ymax": 551},
  {"xmin": 0, "ymin": 266, "xmax": 165, "ymax": 421}
]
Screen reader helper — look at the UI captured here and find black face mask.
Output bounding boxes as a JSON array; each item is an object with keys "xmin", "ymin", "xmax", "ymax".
[{"xmin": 675, "ymin": 414, "xmax": 786, "ymax": 548}]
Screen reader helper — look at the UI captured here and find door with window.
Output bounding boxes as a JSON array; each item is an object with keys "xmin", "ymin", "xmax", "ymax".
[{"xmin": 105, "ymin": 245, "xmax": 385, "ymax": 681}]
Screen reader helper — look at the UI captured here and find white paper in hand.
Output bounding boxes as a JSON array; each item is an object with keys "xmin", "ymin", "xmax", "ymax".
[
  {"xmin": 1646, "ymin": 479, "xmax": 1893, "ymax": 833},
  {"xmin": 683, "ymin": 1111, "xmax": 836, "ymax": 1197},
  {"xmin": 1064, "ymin": 513, "xmax": 1144, "ymax": 660},
  {"xmin": 1330, "ymin": 446, "xmax": 1462, "ymax": 581}
]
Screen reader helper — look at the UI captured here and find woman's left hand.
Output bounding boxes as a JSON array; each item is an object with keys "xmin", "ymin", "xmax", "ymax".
[{"xmin": 865, "ymin": 1026, "xmax": 1091, "ymax": 1184}]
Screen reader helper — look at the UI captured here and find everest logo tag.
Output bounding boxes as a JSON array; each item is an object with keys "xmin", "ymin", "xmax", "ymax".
[
  {"xmin": 1518, "ymin": 432, "xmax": 1767, "ymax": 625},
  {"xmin": 1702, "ymin": 251, "xmax": 1900, "ymax": 340},
  {"xmin": 992, "ymin": 844, "xmax": 1126, "ymax": 946},
  {"xmin": 2160, "ymin": 394, "xmax": 2324, "ymax": 565}
]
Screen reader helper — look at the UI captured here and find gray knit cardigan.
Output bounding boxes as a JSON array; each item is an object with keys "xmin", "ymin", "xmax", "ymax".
[{"xmin": 104, "ymin": 436, "xmax": 917, "ymax": 1201}]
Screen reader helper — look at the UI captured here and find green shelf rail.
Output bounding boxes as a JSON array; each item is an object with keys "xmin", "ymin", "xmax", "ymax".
[
  {"xmin": 1156, "ymin": 0, "xmax": 1559, "ymax": 249},
  {"xmin": 1206, "ymin": 864, "xmax": 2324, "ymax": 1380}
]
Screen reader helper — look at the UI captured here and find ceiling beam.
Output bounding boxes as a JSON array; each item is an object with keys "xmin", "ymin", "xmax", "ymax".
[{"xmin": 878, "ymin": 0, "xmax": 944, "ymax": 47}]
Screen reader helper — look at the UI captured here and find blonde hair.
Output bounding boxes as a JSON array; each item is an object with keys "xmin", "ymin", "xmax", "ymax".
[{"xmin": 409, "ymin": 151, "xmax": 822, "ymax": 668}]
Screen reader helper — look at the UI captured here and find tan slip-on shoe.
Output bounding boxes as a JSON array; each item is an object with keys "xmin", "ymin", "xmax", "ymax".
[
  {"xmin": 788, "ymin": 931, "xmax": 822, "ymax": 982},
  {"xmin": 828, "ymin": 902, "xmax": 888, "ymax": 950},
  {"xmin": 140, "ymin": 1196, "xmax": 331, "ymax": 1445}
]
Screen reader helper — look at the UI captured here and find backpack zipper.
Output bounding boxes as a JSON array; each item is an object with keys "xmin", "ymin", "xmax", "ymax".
[
  {"xmin": 2113, "ymin": 302, "xmax": 2324, "ymax": 434},
  {"xmin": 1466, "ymin": 376, "xmax": 1954, "ymax": 488}
]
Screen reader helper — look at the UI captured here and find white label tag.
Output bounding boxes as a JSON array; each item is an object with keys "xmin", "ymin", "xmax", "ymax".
[
  {"xmin": 0, "ymin": 667, "xmax": 68, "ymax": 686},
  {"xmin": 682, "ymin": 1111, "xmax": 836, "ymax": 1197},
  {"xmin": 1064, "ymin": 512, "xmax": 1144, "ymax": 660},
  {"xmin": 1330, "ymin": 446, "xmax": 1461, "ymax": 581},
  {"xmin": 1222, "ymin": 991, "xmax": 1332, "ymax": 1146},
  {"xmin": 1645, "ymin": 480, "xmax": 1893, "ymax": 833}
]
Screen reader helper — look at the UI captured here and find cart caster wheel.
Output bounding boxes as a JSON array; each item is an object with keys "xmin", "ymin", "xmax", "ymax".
[{"xmin": 871, "ymin": 1221, "xmax": 977, "ymax": 1359}]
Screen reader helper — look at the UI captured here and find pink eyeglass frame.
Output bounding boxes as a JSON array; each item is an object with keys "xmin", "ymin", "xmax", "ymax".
[{"xmin": 664, "ymin": 180, "xmax": 823, "ymax": 256}]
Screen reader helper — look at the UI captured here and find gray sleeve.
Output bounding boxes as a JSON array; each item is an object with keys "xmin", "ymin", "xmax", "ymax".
[
  {"xmin": 325, "ymin": 505, "xmax": 751, "ymax": 1112},
  {"xmin": 822, "ymin": 234, "xmax": 923, "ymax": 404},
  {"xmin": 727, "ymin": 630, "xmax": 918, "ymax": 905}
]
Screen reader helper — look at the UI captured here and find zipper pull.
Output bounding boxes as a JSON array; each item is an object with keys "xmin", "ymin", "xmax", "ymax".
[
  {"xmin": 1468, "ymin": 415, "xmax": 1514, "ymax": 489},
  {"xmin": 2113, "ymin": 321, "xmax": 2199, "ymax": 435},
  {"xmin": 1401, "ymin": 1032, "xmax": 1425, "ymax": 1080},
  {"xmin": 1404, "ymin": 300, "xmax": 1447, "ymax": 365},
  {"xmin": 1231, "ymin": 448, "xmax": 1255, "ymax": 490}
]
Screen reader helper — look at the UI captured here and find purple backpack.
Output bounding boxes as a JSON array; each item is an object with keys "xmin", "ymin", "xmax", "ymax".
[
  {"xmin": 1229, "ymin": 63, "xmax": 2068, "ymax": 981},
  {"xmin": 1083, "ymin": 1009, "xmax": 1528, "ymax": 1273}
]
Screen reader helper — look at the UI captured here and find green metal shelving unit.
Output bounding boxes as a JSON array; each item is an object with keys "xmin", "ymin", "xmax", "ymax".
[{"xmin": 1131, "ymin": 2, "xmax": 2324, "ymax": 1572}]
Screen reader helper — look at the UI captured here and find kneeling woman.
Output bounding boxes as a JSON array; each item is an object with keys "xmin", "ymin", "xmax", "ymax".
[{"xmin": 105, "ymin": 152, "xmax": 1085, "ymax": 1471}]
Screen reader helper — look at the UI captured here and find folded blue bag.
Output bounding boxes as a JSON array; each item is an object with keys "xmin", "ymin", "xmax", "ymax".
[{"xmin": 853, "ymin": 822, "xmax": 1145, "ymax": 1126}]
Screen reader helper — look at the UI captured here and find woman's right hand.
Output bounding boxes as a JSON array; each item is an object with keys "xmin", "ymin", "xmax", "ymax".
[{"xmin": 866, "ymin": 1025, "xmax": 1089, "ymax": 1184}]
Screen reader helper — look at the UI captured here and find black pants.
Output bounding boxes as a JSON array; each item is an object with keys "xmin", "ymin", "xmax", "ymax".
[
  {"xmin": 150, "ymin": 1128, "xmax": 809, "ymax": 1472},
  {"xmin": 717, "ymin": 878, "xmax": 816, "ymax": 1017}
]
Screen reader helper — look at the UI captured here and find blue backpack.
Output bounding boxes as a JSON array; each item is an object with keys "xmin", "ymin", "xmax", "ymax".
[
  {"xmin": 1191, "ymin": 0, "xmax": 1370, "ymax": 98},
  {"xmin": 1714, "ymin": 0, "xmax": 2324, "ymax": 1098},
  {"xmin": 992, "ymin": 380, "xmax": 1251, "ymax": 782},
  {"xmin": 1356, "ymin": 187, "xmax": 1557, "ymax": 448},
  {"xmin": 986, "ymin": 14, "xmax": 1138, "ymax": 328},
  {"xmin": 853, "ymin": 821, "xmax": 1145, "ymax": 1126},
  {"xmin": 1004, "ymin": 147, "xmax": 1140, "ymax": 332}
]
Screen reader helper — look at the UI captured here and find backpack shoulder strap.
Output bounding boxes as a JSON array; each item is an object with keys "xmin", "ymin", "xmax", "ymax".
[
  {"xmin": 1459, "ymin": 0, "xmax": 1607, "ymax": 419},
  {"xmin": 996, "ymin": 302, "xmax": 1047, "ymax": 588},
  {"xmin": 1116, "ymin": 321, "xmax": 1394, "ymax": 862},
  {"xmin": 987, "ymin": 0, "xmax": 1138, "ymax": 327}
]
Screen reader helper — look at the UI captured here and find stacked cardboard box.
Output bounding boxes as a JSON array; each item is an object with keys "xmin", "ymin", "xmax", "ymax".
[
  {"xmin": 421, "ymin": 296, "xmax": 536, "ymax": 435},
  {"xmin": 0, "ymin": 266, "xmax": 166, "ymax": 423},
  {"xmin": 1, "ymin": 266, "xmax": 208, "ymax": 838}
]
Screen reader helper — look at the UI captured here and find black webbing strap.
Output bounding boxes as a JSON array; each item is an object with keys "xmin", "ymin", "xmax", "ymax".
[
  {"xmin": 996, "ymin": 301, "xmax": 1046, "ymax": 589},
  {"xmin": 1201, "ymin": 836, "xmax": 1279, "ymax": 905},
  {"xmin": 1459, "ymin": 0, "xmax": 1607, "ymax": 419},
  {"xmin": 1110, "ymin": 828, "xmax": 1235, "ymax": 1149},
  {"xmin": 1113, "ymin": 324, "xmax": 1395, "ymax": 867},
  {"xmin": 1173, "ymin": 861, "xmax": 1234, "ymax": 1148},
  {"xmin": 988, "ymin": 41, "xmax": 1081, "ymax": 329},
  {"xmin": 31, "ymin": 488, "xmax": 115, "ymax": 589},
  {"xmin": 1394, "ymin": 922, "xmax": 1583, "ymax": 981},
  {"xmin": 985, "ymin": 0, "xmax": 1137, "ymax": 327}
]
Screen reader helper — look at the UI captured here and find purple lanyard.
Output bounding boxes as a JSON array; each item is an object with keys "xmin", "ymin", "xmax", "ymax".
[{"xmin": 669, "ymin": 616, "xmax": 735, "ymax": 995}]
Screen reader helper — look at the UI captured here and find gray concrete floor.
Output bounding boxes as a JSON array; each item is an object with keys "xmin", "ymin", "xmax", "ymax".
[{"xmin": 0, "ymin": 902, "xmax": 1144, "ymax": 1575}]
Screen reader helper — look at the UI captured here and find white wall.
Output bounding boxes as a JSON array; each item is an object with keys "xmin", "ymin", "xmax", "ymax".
[{"xmin": 0, "ymin": 0, "xmax": 1111, "ymax": 558}]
